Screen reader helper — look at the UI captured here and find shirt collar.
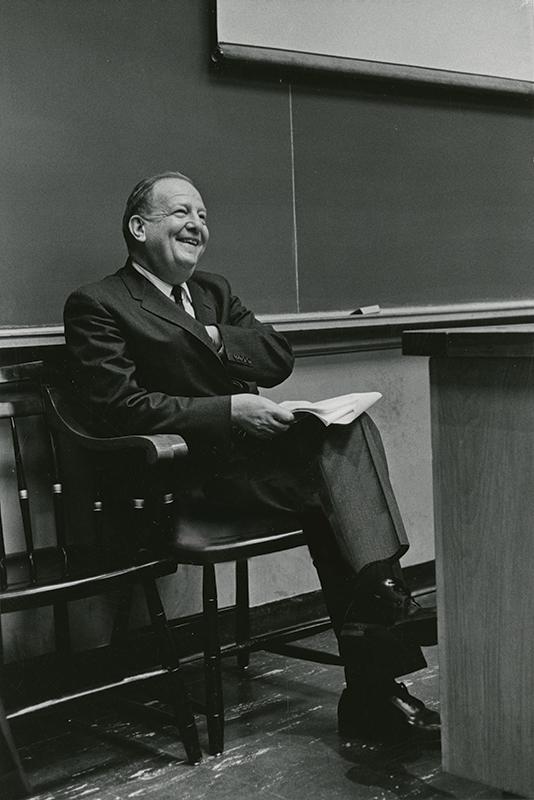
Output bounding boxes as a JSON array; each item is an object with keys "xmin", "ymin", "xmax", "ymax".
[{"xmin": 131, "ymin": 261, "xmax": 193, "ymax": 304}]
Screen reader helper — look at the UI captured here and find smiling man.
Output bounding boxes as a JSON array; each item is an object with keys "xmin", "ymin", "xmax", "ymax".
[{"xmin": 64, "ymin": 171, "xmax": 439, "ymax": 744}]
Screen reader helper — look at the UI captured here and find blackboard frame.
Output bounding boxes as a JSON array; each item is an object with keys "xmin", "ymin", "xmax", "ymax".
[
  {"xmin": 214, "ymin": 44, "xmax": 534, "ymax": 98},
  {"xmin": 211, "ymin": 0, "xmax": 534, "ymax": 98}
]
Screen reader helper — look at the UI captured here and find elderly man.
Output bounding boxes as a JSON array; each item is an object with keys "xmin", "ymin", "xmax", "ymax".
[{"xmin": 64, "ymin": 171, "xmax": 439, "ymax": 741}]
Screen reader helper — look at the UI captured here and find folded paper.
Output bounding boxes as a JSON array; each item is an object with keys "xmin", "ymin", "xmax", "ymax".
[{"xmin": 279, "ymin": 392, "xmax": 382, "ymax": 426}]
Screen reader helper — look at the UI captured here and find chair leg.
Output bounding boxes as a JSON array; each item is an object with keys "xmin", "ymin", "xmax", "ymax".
[
  {"xmin": 235, "ymin": 560, "xmax": 250, "ymax": 669},
  {"xmin": 142, "ymin": 579, "xmax": 202, "ymax": 765},
  {"xmin": 0, "ymin": 617, "xmax": 30, "ymax": 798},
  {"xmin": 108, "ymin": 585, "xmax": 134, "ymax": 680},
  {"xmin": 0, "ymin": 695, "xmax": 30, "ymax": 799},
  {"xmin": 202, "ymin": 564, "xmax": 224, "ymax": 755},
  {"xmin": 53, "ymin": 602, "xmax": 71, "ymax": 653},
  {"xmin": 52, "ymin": 601, "xmax": 73, "ymax": 693},
  {"xmin": 111, "ymin": 585, "xmax": 133, "ymax": 645}
]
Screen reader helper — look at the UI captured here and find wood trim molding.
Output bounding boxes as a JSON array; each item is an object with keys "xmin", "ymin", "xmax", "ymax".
[
  {"xmin": 275, "ymin": 303, "xmax": 534, "ymax": 356},
  {"xmin": 2, "ymin": 303, "xmax": 534, "ymax": 362},
  {"xmin": 403, "ymin": 324, "xmax": 534, "ymax": 358}
]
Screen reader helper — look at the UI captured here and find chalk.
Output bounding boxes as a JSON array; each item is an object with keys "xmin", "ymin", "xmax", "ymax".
[{"xmin": 351, "ymin": 305, "xmax": 381, "ymax": 316}]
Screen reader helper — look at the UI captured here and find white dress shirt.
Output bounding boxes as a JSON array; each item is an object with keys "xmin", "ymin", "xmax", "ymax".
[
  {"xmin": 131, "ymin": 261, "xmax": 224, "ymax": 354},
  {"xmin": 132, "ymin": 261, "xmax": 196, "ymax": 318}
]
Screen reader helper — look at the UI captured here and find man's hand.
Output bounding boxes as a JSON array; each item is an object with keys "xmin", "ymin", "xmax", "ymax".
[
  {"xmin": 205, "ymin": 325, "xmax": 223, "ymax": 352},
  {"xmin": 231, "ymin": 394, "xmax": 295, "ymax": 439}
]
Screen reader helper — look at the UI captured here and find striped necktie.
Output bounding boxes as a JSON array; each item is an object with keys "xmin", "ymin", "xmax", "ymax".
[{"xmin": 171, "ymin": 285, "xmax": 184, "ymax": 309}]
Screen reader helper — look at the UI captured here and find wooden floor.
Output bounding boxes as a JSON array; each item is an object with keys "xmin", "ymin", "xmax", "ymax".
[{"xmin": 10, "ymin": 630, "xmax": 516, "ymax": 800}]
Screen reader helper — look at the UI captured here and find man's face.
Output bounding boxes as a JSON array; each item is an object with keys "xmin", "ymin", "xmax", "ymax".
[{"xmin": 132, "ymin": 177, "xmax": 209, "ymax": 284}]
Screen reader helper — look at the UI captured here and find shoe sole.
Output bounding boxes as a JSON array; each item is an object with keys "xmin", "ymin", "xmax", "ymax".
[
  {"xmin": 338, "ymin": 712, "xmax": 441, "ymax": 743},
  {"xmin": 392, "ymin": 615, "xmax": 438, "ymax": 647},
  {"xmin": 341, "ymin": 616, "xmax": 437, "ymax": 648},
  {"xmin": 338, "ymin": 720, "xmax": 440, "ymax": 743}
]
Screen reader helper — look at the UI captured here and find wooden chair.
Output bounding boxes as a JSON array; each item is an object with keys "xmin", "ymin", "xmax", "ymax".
[
  {"xmin": 0, "ymin": 361, "xmax": 201, "ymax": 799},
  {"xmin": 167, "ymin": 506, "xmax": 340, "ymax": 756},
  {"xmin": 43, "ymin": 378, "xmax": 341, "ymax": 759}
]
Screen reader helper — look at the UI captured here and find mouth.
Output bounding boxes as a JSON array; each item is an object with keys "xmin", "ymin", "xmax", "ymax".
[{"xmin": 177, "ymin": 237, "xmax": 201, "ymax": 247}]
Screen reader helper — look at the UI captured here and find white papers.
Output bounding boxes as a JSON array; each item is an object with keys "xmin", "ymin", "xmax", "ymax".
[{"xmin": 279, "ymin": 392, "xmax": 382, "ymax": 426}]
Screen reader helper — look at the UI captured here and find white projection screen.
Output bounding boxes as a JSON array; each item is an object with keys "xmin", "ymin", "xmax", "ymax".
[{"xmin": 214, "ymin": 0, "xmax": 534, "ymax": 95}]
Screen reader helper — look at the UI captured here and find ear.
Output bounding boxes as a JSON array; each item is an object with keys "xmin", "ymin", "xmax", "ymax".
[{"xmin": 128, "ymin": 215, "xmax": 146, "ymax": 242}]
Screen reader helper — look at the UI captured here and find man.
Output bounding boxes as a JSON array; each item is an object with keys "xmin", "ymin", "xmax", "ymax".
[{"xmin": 64, "ymin": 171, "xmax": 439, "ymax": 741}]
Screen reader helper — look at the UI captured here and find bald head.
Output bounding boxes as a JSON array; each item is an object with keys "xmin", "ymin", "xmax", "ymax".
[
  {"xmin": 123, "ymin": 172, "xmax": 209, "ymax": 284},
  {"xmin": 122, "ymin": 171, "xmax": 196, "ymax": 250}
]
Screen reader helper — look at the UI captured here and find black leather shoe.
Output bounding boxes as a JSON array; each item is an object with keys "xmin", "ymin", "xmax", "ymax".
[
  {"xmin": 337, "ymin": 682, "xmax": 440, "ymax": 741},
  {"xmin": 388, "ymin": 682, "xmax": 441, "ymax": 735},
  {"xmin": 341, "ymin": 578, "xmax": 437, "ymax": 647}
]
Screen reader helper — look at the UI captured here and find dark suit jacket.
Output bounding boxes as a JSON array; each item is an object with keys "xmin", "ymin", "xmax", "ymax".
[{"xmin": 64, "ymin": 261, "xmax": 294, "ymax": 455}]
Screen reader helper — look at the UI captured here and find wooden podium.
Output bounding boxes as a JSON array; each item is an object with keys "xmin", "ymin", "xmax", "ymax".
[{"xmin": 403, "ymin": 325, "xmax": 534, "ymax": 797}]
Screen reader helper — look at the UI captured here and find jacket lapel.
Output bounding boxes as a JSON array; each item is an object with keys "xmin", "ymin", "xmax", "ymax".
[
  {"xmin": 119, "ymin": 263, "xmax": 220, "ymax": 357},
  {"xmin": 189, "ymin": 280, "xmax": 218, "ymax": 325}
]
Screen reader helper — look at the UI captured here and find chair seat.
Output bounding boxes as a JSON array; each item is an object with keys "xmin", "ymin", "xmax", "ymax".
[{"xmin": 167, "ymin": 504, "xmax": 305, "ymax": 564}]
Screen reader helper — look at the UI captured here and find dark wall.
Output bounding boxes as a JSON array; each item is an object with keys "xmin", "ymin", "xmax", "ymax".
[{"xmin": 1, "ymin": 0, "xmax": 534, "ymax": 326}]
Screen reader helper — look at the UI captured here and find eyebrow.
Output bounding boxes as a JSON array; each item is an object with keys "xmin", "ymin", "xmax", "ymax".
[{"xmin": 166, "ymin": 201, "xmax": 207, "ymax": 214}]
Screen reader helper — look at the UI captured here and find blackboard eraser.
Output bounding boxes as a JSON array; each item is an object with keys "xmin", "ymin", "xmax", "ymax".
[{"xmin": 351, "ymin": 304, "xmax": 381, "ymax": 316}]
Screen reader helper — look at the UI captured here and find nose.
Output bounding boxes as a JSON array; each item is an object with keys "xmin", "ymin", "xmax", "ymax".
[
  {"xmin": 185, "ymin": 215, "xmax": 202, "ymax": 231},
  {"xmin": 185, "ymin": 214, "xmax": 208, "ymax": 237}
]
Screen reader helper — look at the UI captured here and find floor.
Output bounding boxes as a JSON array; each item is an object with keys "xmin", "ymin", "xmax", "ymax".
[{"xmin": 11, "ymin": 630, "xmax": 516, "ymax": 800}]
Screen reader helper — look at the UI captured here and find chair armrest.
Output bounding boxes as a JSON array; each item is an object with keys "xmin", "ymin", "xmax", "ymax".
[
  {"xmin": 69, "ymin": 431, "xmax": 188, "ymax": 465},
  {"xmin": 42, "ymin": 385, "xmax": 189, "ymax": 465}
]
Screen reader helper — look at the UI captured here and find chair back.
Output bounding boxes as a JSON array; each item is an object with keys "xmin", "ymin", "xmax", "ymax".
[
  {"xmin": 41, "ymin": 383, "xmax": 176, "ymax": 559},
  {"xmin": 0, "ymin": 361, "xmax": 102, "ymax": 594}
]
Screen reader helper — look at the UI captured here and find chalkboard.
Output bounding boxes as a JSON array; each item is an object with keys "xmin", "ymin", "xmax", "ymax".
[
  {"xmin": 0, "ymin": 0, "xmax": 296, "ymax": 327},
  {"xmin": 292, "ymin": 85, "xmax": 534, "ymax": 311},
  {"xmin": 1, "ymin": 0, "xmax": 534, "ymax": 327}
]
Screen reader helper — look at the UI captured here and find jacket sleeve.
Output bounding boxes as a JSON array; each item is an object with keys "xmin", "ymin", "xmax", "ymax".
[
  {"xmin": 64, "ymin": 289, "xmax": 232, "ymax": 452},
  {"xmin": 215, "ymin": 280, "xmax": 295, "ymax": 388}
]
